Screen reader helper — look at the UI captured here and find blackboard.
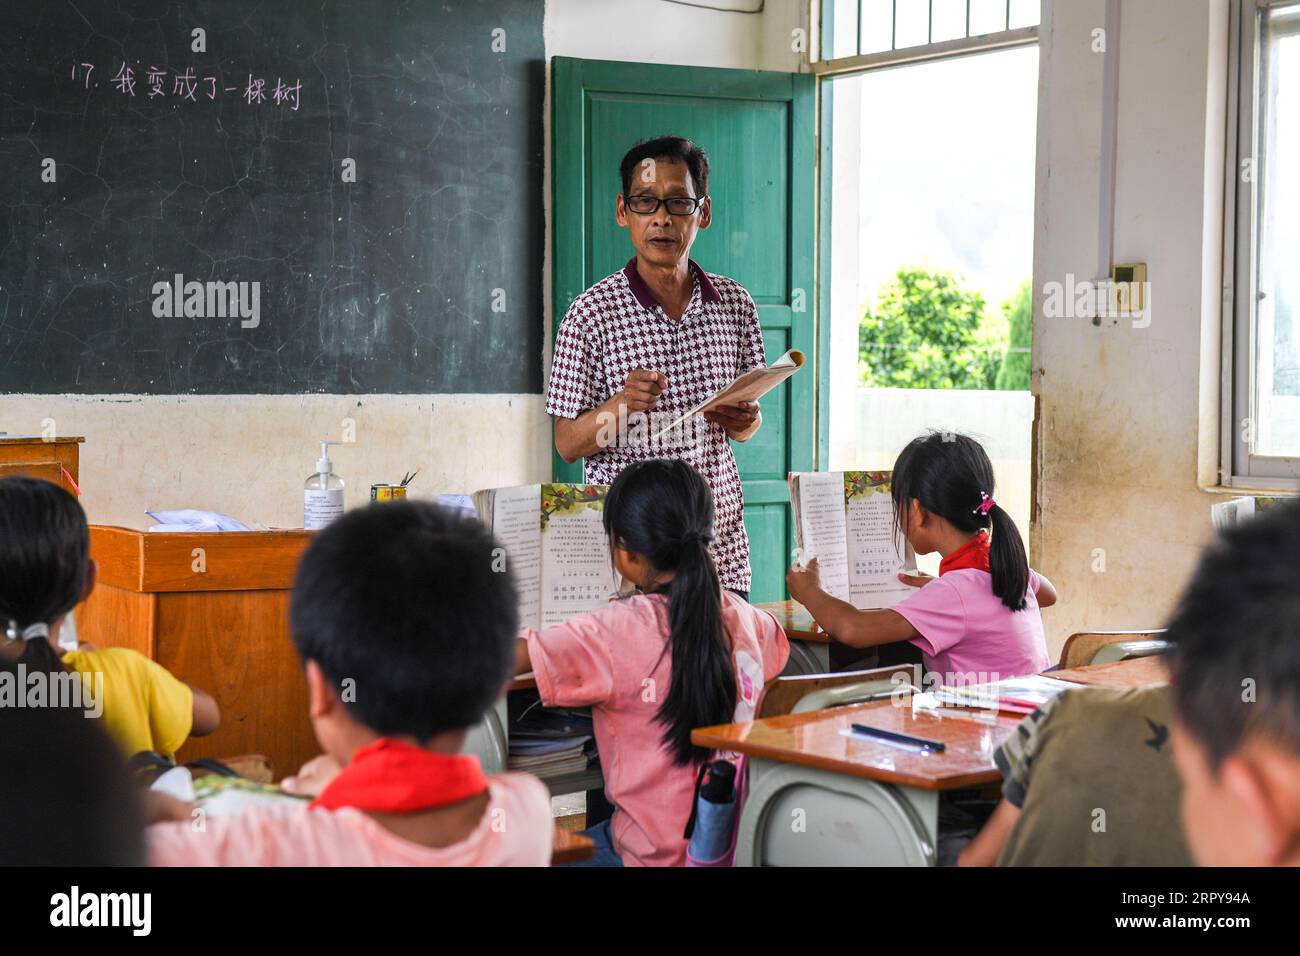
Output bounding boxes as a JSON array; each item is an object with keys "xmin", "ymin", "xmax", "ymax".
[{"xmin": 0, "ymin": 0, "xmax": 544, "ymax": 394}]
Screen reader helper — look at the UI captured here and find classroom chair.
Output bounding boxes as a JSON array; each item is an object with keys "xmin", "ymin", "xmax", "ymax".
[
  {"xmin": 782, "ymin": 639, "xmax": 830, "ymax": 676},
  {"xmin": 1057, "ymin": 629, "xmax": 1170, "ymax": 670},
  {"xmin": 461, "ymin": 699, "xmax": 509, "ymax": 773},
  {"xmin": 757, "ymin": 663, "xmax": 921, "ymax": 719}
]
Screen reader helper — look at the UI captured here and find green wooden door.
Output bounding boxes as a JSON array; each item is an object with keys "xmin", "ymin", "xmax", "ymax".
[{"xmin": 551, "ymin": 57, "xmax": 816, "ymax": 602}]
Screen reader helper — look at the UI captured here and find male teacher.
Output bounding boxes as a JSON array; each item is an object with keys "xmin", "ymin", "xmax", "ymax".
[{"xmin": 546, "ymin": 136, "xmax": 764, "ymax": 600}]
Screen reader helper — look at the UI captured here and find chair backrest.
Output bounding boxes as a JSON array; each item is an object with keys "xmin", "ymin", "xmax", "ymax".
[
  {"xmin": 1058, "ymin": 629, "xmax": 1169, "ymax": 670},
  {"xmin": 757, "ymin": 663, "xmax": 921, "ymax": 719},
  {"xmin": 1089, "ymin": 638, "xmax": 1174, "ymax": 666}
]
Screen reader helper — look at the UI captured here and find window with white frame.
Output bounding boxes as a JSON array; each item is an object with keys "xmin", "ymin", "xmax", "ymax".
[
  {"xmin": 816, "ymin": 1, "xmax": 1040, "ymax": 568},
  {"xmin": 1227, "ymin": 0, "xmax": 1300, "ymax": 487}
]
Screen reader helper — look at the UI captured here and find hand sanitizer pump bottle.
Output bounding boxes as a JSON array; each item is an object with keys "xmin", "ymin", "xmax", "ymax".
[{"xmin": 304, "ymin": 440, "xmax": 344, "ymax": 530}]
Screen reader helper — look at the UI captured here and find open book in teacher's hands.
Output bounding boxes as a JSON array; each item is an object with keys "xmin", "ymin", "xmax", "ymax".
[
  {"xmin": 788, "ymin": 470, "xmax": 918, "ymax": 611},
  {"xmin": 650, "ymin": 348, "xmax": 805, "ymax": 440},
  {"xmin": 473, "ymin": 483, "xmax": 624, "ymax": 631}
]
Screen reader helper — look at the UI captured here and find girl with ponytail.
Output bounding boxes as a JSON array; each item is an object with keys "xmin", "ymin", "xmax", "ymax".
[
  {"xmin": 787, "ymin": 431, "xmax": 1056, "ymax": 686},
  {"xmin": 516, "ymin": 459, "xmax": 789, "ymax": 867}
]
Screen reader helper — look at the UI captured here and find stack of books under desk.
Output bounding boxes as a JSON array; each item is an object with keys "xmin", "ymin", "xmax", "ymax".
[{"xmin": 507, "ymin": 689, "xmax": 604, "ymax": 795}]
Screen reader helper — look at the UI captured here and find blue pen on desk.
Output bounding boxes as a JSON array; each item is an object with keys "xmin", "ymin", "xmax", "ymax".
[{"xmin": 849, "ymin": 723, "xmax": 946, "ymax": 754}]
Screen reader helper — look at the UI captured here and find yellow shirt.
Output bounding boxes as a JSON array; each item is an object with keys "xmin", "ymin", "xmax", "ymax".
[{"xmin": 62, "ymin": 647, "xmax": 194, "ymax": 758}]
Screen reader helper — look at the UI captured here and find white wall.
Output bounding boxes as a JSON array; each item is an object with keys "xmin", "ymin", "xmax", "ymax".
[
  {"xmin": 2, "ymin": 1, "xmax": 809, "ymax": 529},
  {"xmin": 1, "ymin": 395, "xmax": 550, "ymax": 528},
  {"xmin": 544, "ymin": 0, "xmax": 799, "ymax": 68},
  {"xmin": 1032, "ymin": 0, "xmax": 1230, "ymax": 653}
]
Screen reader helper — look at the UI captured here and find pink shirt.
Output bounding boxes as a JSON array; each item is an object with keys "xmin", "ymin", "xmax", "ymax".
[
  {"xmin": 525, "ymin": 591, "xmax": 789, "ymax": 867},
  {"xmin": 147, "ymin": 774, "xmax": 552, "ymax": 867},
  {"xmin": 893, "ymin": 569, "xmax": 1050, "ymax": 685}
]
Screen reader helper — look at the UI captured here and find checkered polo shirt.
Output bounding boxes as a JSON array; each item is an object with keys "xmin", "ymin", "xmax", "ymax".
[{"xmin": 546, "ymin": 257, "xmax": 766, "ymax": 592}]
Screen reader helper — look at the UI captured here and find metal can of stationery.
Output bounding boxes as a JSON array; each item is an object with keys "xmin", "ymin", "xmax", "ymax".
[{"xmin": 370, "ymin": 483, "xmax": 406, "ymax": 503}]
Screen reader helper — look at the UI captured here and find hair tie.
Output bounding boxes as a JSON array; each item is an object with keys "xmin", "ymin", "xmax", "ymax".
[
  {"xmin": 5, "ymin": 620, "xmax": 50, "ymax": 643},
  {"xmin": 973, "ymin": 492, "xmax": 996, "ymax": 516},
  {"xmin": 679, "ymin": 529, "xmax": 713, "ymax": 548}
]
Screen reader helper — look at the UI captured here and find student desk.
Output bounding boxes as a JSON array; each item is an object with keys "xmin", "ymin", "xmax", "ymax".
[
  {"xmin": 1052, "ymin": 656, "xmax": 1169, "ymax": 689},
  {"xmin": 689, "ymin": 656, "xmax": 1173, "ymax": 866},
  {"xmin": 692, "ymin": 697, "xmax": 1020, "ymax": 866}
]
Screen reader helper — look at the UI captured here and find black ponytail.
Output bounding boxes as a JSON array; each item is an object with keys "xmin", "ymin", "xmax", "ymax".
[
  {"xmin": 986, "ymin": 502, "xmax": 1030, "ymax": 610},
  {"xmin": 0, "ymin": 477, "xmax": 89, "ymax": 671},
  {"xmin": 603, "ymin": 459, "xmax": 735, "ymax": 765},
  {"xmin": 890, "ymin": 432, "xmax": 1030, "ymax": 611}
]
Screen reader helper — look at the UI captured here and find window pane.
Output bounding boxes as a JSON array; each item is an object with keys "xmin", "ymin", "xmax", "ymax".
[
  {"xmin": 931, "ymin": 0, "xmax": 969, "ymax": 42},
  {"xmin": 860, "ymin": 0, "xmax": 894, "ymax": 54},
  {"xmin": 825, "ymin": 46, "xmax": 1039, "ymax": 563},
  {"xmin": 1008, "ymin": 0, "xmax": 1041, "ymax": 30},
  {"xmin": 968, "ymin": 0, "xmax": 1008, "ymax": 36},
  {"xmin": 830, "ymin": 0, "xmax": 861, "ymax": 59},
  {"xmin": 1255, "ymin": 5, "xmax": 1300, "ymax": 457},
  {"xmin": 894, "ymin": 0, "xmax": 931, "ymax": 49}
]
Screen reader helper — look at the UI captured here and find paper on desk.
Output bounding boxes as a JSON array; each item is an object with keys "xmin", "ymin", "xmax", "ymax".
[
  {"xmin": 150, "ymin": 766, "xmax": 308, "ymax": 816},
  {"xmin": 650, "ymin": 349, "xmax": 805, "ymax": 440},
  {"xmin": 146, "ymin": 509, "xmax": 250, "ymax": 532}
]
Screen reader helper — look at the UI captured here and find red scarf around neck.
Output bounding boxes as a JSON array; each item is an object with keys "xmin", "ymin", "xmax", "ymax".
[
  {"xmin": 311, "ymin": 739, "xmax": 488, "ymax": 814},
  {"xmin": 939, "ymin": 530, "xmax": 991, "ymax": 576}
]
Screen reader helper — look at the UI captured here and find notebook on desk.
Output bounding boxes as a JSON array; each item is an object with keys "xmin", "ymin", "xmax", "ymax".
[{"xmin": 935, "ymin": 674, "xmax": 1077, "ymax": 715}]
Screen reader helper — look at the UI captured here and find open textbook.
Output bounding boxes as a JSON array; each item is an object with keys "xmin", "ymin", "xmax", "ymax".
[
  {"xmin": 788, "ymin": 470, "xmax": 917, "ymax": 609},
  {"xmin": 473, "ymin": 483, "xmax": 622, "ymax": 631},
  {"xmin": 651, "ymin": 348, "xmax": 805, "ymax": 440},
  {"xmin": 1210, "ymin": 495, "xmax": 1283, "ymax": 532}
]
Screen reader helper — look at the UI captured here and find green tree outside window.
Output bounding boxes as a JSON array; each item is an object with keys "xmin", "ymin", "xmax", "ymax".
[{"xmin": 858, "ymin": 269, "xmax": 1030, "ymax": 391}]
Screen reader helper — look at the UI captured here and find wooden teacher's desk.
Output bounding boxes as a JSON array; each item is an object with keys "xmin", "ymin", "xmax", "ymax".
[
  {"xmin": 0, "ymin": 434, "xmax": 83, "ymax": 493},
  {"xmin": 77, "ymin": 526, "xmax": 317, "ymax": 776},
  {"xmin": 692, "ymin": 657, "xmax": 1171, "ymax": 866}
]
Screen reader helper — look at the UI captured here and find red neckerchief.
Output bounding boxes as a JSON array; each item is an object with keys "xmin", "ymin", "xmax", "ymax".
[
  {"xmin": 939, "ymin": 531, "xmax": 991, "ymax": 576},
  {"xmin": 311, "ymin": 739, "xmax": 488, "ymax": 814}
]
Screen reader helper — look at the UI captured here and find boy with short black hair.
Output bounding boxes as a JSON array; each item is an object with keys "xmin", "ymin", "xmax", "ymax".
[
  {"xmin": 149, "ymin": 501, "xmax": 551, "ymax": 866},
  {"xmin": 1166, "ymin": 499, "xmax": 1300, "ymax": 867}
]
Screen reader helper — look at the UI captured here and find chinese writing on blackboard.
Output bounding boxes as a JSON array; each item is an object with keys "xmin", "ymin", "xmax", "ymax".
[{"xmin": 73, "ymin": 62, "xmax": 303, "ymax": 110}]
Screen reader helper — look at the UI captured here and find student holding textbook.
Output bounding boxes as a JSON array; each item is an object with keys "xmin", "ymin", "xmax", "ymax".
[
  {"xmin": 547, "ymin": 136, "xmax": 788, "ymax": 601},
  {"xmin": 515, "ymin": 460, "xmax": 789, "ymax": 866},
  {"xmin": 787, "ymin": 432, "xmax": 1055, "ymax": 684}
]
